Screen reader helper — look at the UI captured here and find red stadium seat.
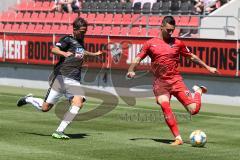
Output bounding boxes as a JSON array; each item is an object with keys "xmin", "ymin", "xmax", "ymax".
[
  {"xmin": 95, "ymin": 14, "xmax": 105, "ymax": 24},
  {"xmin": 18, "ymin": 23, "xmax": 27, "ymax": 33},
  {"xmin": 129, "ymin": 27, "xmax": 140, "ymax": 36},
  {"xmin": 101, "ymin": 26, "xmax": 112, "ymax": 35},
  {"xmin": 45, "ymin": 12, "xmax": 55, "ymax": 23},
  {"xmin": 42, "ymin": 24, "xmax": 51, "ymax": 34},
  {"xmin": 1, "ymin": 11, "xmax": 15, "ymax": 22},
  {"xmin": 69, "ymin": 13, "xmax": 78, "ymax": 23},
  {"xmin": 0, "ymin": 23, "xmax": 4, "ymax": 31},
  {"xmin": 86, "ymin": 25, "xmax": 93, "ymax": 35},
  {"xmin": 41, "ymin": 1, "xmax": 51, "ymax": 11},
  {"xmin": 11, "ymin": 23, "xmax": 20, "ymax": 32},
  {"xmin": 15, "ymin": 12, "xmax": 24, "ymax": 23},
  {"xmin": 52, "ymin": 13, "xmax": 63, "ymax": 23},
  {"xmin": 112, "ymin": 14, "xmax": 122, "ymax": 25},
  {"xmin": 58, "ymin": 24, "xmax": 68, "ymax": 34},
  {"xmin": 121, "ymin": 14, "xmax": 131, "ymax": 25},
  {"xmin": 178, "ymin": 16, "xmax": 190, "ymax": 26},
  {"xmin": 149, "ymin": 15, "xmax": 162, "ymax": 26},
  {"xmin": 135, "ymin": 15, "xmax": 147, "ymax": 26},
  {"xmin": 34, "ymin": 24, "xmax": 43, "ymax": 33},
  {"xmin": 29, "ymin": 12, "xmax": 39, "ymax": 23},
  {"xmin": 26, "ymin": 23, "xmax": 36, "ymax": 33},
  {"xmin": 33, "ymin": 1, "xmax": 42, "ymax": 11},
  {"xmin": 120, "ymin": 27, "xmax": 129, "ymax": 36},
  {"xmin": 25, "ymin": 1, "xmax": 35, "ymax": 11},
  {"xmin": 188, "ymin": 16, "xmax": 199, "ymax": 27},
  {"xmin": 15, "ymin": 0, "xmax": 27, "ymax": 11},
  {"xmin": 22, "ymin": 12, "xmax": 31, "ymax": 22},
  {"xmin": 79, "ymin": 13, "xmax": 87, "ymax": 19},
  {"xmin": 3, "ymin": 23, "xmax": 12, "ymax": 32},
  {"xmin": 51, "ymin": 24, "xmax": 60, "ymax": 34},
  {"xmin": 61, "ymin": 13, "xmax": 70, "ymax": 24},
  {"xmin": 92, "ymin": 26, "xmax": 103, "ymax": 35},
  {"xmin": 140, "ymin": 27, "xmax": 147, "ymax": 37},
  {"xmin": 148, "ymin": 28, "xmax": 160, "ymax": 37},
  {"xmin": 111, "ymin": 26, "xmax": 121, "ymax": 36},
  {"xmin": 103, "ymin": 14, "xmax": 113, "ymax": 25},
  {"xmin": 87, "ymin": 13, "xmax": 96, "ymax": 24},
  {"xmin": 38, "ymin": 12, "xmax": 46, "ymax": 23}
]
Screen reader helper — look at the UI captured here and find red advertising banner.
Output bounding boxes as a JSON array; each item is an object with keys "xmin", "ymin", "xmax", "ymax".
[{"xmin": 0, "ymin": 33, "xmax": 239, "ymax": 77}]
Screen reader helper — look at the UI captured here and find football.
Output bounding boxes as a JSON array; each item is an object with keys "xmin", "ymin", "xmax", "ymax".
[{"xmin": 189, "ymin": 130, "xmax": 207, "ymax": 147}]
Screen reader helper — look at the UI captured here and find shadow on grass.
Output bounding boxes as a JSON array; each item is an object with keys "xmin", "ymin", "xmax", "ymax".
[
  {"xmin": 130, "ymin": 138, "xmax": 174, "ymax": 144},
  {"xmin": 22, "ymin": 132, "xmax": 90, "ymax": 139}
]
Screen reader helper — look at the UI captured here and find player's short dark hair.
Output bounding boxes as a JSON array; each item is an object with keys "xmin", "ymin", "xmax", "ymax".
[
  {"xmin": 162, "ymin": 16, "xmax": 176, "ymax": 26},
  {"xmin": 73, "ymin": 17, "xmax": 88, "ymax": 30}
]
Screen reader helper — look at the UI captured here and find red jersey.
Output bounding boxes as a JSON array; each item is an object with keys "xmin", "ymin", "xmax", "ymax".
[{"xmin": 137, "ymin": 37, "xmax": 191, "ymax": 82}]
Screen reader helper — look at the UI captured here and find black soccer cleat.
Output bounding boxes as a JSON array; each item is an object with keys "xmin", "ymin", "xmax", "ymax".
[{"xmin": 17, "ymin": 93, "xmax": 33, "ymax": 107}]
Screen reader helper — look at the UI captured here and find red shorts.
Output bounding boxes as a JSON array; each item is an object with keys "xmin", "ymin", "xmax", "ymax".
[{"xmin": 153, "ymin": 78, "xmax": 194, "ymax": 106}]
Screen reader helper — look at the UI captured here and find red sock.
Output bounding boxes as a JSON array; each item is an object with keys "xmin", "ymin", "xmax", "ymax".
[
  {"xmin": 160, "ymin": 101, "xmax": 179, "ymax": 137},
  {"xmin": 191, "ymin": 92, "xmax": 202, "ymax": 115}
]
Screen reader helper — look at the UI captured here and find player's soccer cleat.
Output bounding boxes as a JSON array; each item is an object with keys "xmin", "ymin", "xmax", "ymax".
[
  {"xmin": 52, "ymin": 132, "xmax": 70, "ymax": 139},
  {"xmin": 192, "ymin": 85, "xmax": 207, "ymax": 94},
  {"xmin": 17, "ymin": 93, "xmax": 33, "ymax": 107},
  {"xmin": 170, "ymin": 138, "xmax": 183, "ymax": 146}
]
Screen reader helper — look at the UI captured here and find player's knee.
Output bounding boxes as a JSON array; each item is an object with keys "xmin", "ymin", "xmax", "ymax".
[{"xmin": 41, "ymin": 103, "xmax": 53, "ymax": 112}]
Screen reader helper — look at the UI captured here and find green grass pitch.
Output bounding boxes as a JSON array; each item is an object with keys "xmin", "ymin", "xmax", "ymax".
[{"xmin": 0, "ymin": 85, "xmax": 240, "ymax": 160}]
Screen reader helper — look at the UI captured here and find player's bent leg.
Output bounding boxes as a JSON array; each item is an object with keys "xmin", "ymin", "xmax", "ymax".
[
  {"xmin": 17, "ymin": 93, "xmax": 33, "ymax": 107},
  {"xmin": 156, "ymin": 95, "xmax": 183, "ymax": 145},
  {"xmin": 41, "ymin": 102, "xmax": 54, "ymax": 112}
]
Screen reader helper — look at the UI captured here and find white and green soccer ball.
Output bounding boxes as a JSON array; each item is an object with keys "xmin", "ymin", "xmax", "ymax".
[{"xmin": 189, "ymin": 130, "xmax": 207, "ymax": 147}]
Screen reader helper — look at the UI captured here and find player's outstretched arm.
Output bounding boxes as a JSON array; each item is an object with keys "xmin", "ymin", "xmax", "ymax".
[
  {"xmin": 190, "ymin": 53, "xmax": 219, "ymax": 74},
  {"xmin": 84, "ymin": 50, "xmax": 103, "ymax": 56},
  {"xmin": 126, "ymin": 57, "xmax": 141, "ymax": 79},
  {"xmin": 51, "ymin": 46, "xmax": 73, "ymax": 57}
]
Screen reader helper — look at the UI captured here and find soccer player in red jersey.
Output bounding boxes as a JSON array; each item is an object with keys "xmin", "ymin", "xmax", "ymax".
[{"xmin": 126, "ymin": 16, "xmax": 219, "ymax": 145}]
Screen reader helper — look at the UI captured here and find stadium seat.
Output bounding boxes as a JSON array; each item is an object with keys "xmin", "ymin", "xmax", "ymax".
[
  {"xmin": 22, "ymin": 12, "xmax": 31, "ymax": 23},
  {"xmin": 45, "ymin": 12, "xmax": 55, "ymax": 23},
  {"xmin": 106, "ymin": 2, "xmax": 115, "ymax": 13},
  {"xmin": 87, "ymin": 13, "xmax": 96, "ymax": 24},
  {"xmin": 1, "ymin": 11, "xmax": 15, "ymax": 22},
  {"xmin": 129, "ymin": 27, "xmax": 140, "ymax": 36},
  {"xmin": 148, "ymin": 28, "xmax": 160, "ymax": 37},
  {"xmin": 134, "ymin": 15, "xmax": 147, "ymax": 26},
  {"xmin": 112, "ymin": 14, "xmax": 122, "ymax": 25},
  {"xmin": 160, "ymin": 0, "xmax": 171, "ymax": 14},
  {"xmin": 101, "ymin": 26, "xmax": 112, "ymax": 35},
  {"xmin": 11, "ymin": 23, "xmax": 20, "ymax": 33},
  {"xmin": 69, "ymin": 13, "xmax": 78, "ymax": 23},
  {"xmin": 52, "ymin": 13, "xmax": 63, "ymax": 23},
  {"xmin": 86, "ymin": 25, "xmax": 93, "ymax": 35},
  {"xmin": 41, "ymin": 1, "xmax": 51, "ymax": 12},
  {"xmin": 98, "ymin": 2, "xmax": 107, "ymax": 13},
  {"xmin": 151, "ymin": 2, "xmax": 161, "ymax": 14},
  {"xmin": 34, "ymin": 24, "xmax": 43, "ymax": 34},
  {"xmin": 25, "ymin": 1, "xmax": 35, "ymax": 11},
  {"xmin": 25, "ymin": 23, "xmax": 36, "ymax": 33},
  {"xmin": 120, "ymin": 27, "xmax": 129, "ymax": 36},
  {"xmin": 170, "ymin": 0, "xmax": 180, "ymax": 15},
  {"xmin": 103, "ymin": 14, "xmax": 113, "ymax": 25},
  {"xmin": 32, "ymin": 1, "xmax": 42, "ymax": 11},
  {"xmin": 188, "ymin": 16, "xmax": 199, "ymax": 27},
  {"xmin": 94, "ymin": 14, "xmax": 105, "ymax": 24},
  {"xmin": 121, "ymin": 14, "xmax": 131, "ymax": 25},
  {"xmin": 42, "ymin": 24, "xmax": 51, "ymax": 34},
  {"xmin": 61, "ymin": 13, "xmax": 70, "ymax": 24},
  {"xmin": 59, "ymin": 24, "xmax": 68, "ymax": 34},
  {"xmin": 179, "ymin": 0, "xmax": 192, "ymax": 15},
  {"xmin": 111, "ymin": 26, "xmax": 121, "ymax": 36},
  {"xmin": 51, "ymin": 24, "xmax": 60, "ymax": 34},
  {"xmin": 14, "ymin": 12, "xmax": 24, "ymax": 23},
  {"xmin": 38, "ymin": 12, "xmax": 47, "ymax": 23},
  {"xmin": 18, "ymin": 23, "xmax": 28, "ymax": 33},
  {"xmin": 29, "ymin": 12, "xmax": 39, "ymax": 23},
  {"xmin": 124, "ymin": 2, "xmax": 133, "ymax": 13},
  {"xmin": 92, "ymin": 26, "xmax": 103, "ymax": 35},
  {"xmin": 142, "ymin": 2, "xmax": 151, "ymax": 14},
  {"xmin": 79, "ymin": 13, "xmax": 87, "ymax": 19},
  {"xmin": 15, "ymin": 0, "xmax": 27, "ymax": 11},
  {"xmin": 0, "ymin": 23, "xmax": 4, "ymax": 32},
  {"xmin": 133, "ymin": 2, "xmax": 142, "ymax": 14},
  {"xmin": 140, "ymin": 27, "xmax": 147, "ymax": 37},
  {"xmin": 178, "ymin": 16, "xmax": 190, "ymax": 26},
  {"xmin": 115, "ymin": 2, "xmax": 123, "ymax": 13},
  {"xmin": 149, "ymin": 15, "xmax": 162, "ymax": 26}
]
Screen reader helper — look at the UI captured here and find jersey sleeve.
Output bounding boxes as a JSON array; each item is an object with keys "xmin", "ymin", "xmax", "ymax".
[
  {"xmin": 179, "ymin": 41, "xmax": 192, "ymax": 57},
  {"xmin": 55, "ymin": 36, "xmax": 70, "ymax": 51},
  {"xmin": 136, "ymin": 41, "xmax": 151, "ymax": 60}
]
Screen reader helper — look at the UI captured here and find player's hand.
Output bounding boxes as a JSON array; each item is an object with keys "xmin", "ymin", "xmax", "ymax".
[
  {"xmin": 126, "ymin": 71, "xmax": 136, "ymax": 79},
  {"xmin": 208, "ymin": 67, "xmax": 220, "ymax": 74},
  {"xmin": 65, "ymin": 51, "xmax": 73, "ymax": 57}
]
